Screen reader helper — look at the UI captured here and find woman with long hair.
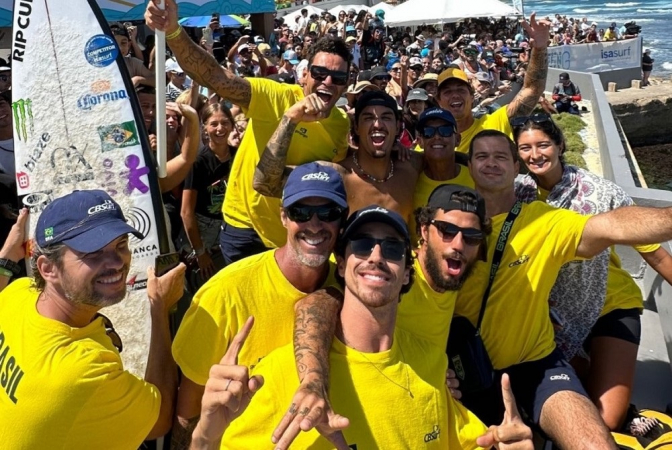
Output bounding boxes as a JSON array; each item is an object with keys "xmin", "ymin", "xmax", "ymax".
[
  {"xmin": 399, "ymin": 88, "xmax": 430, "ymax": 147},
  {"xmin": 180, "ymin": 103, "xmax": 238, "ymax": 284},
  {"xmin": 512, "ymin": 114, "xmax": 672, "ymax": 431}
]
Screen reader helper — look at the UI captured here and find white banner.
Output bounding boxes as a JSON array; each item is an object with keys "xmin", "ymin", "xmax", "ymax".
[{"xmin": 546, "ymin": 38, "xmax": 642, "ymax": 73}]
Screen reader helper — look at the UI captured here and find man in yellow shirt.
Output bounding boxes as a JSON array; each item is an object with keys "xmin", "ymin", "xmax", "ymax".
[
  {"xmin": 0, "ymin": 190, "xmax": 184, "ymax": 449},
  {"xmin": 190, "ymin": 206, "xmax": 534, "ymax": 450},
  {"xmin": 145, "ymin": 0, "xmax": 351, "ymax": 264},
  {"xmin": 435, "ymin": 14, "xmax": 551, "ymax": 154},
  {"xmin": 171, "ymin": 163, "xmax": 348, "ymax": 447},
  {"xmin": 459, "ymin": 129, "xmax": 672, "ymax": 449}
]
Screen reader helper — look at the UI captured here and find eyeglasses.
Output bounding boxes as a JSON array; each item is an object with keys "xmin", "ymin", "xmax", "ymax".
[
  {"xmin": 310, "ymin": 65, "xmax": 349, "ymax": 86},
  {"xmin": 95, "ymin": 313, "xmax": 123, "ymax": 352},
  {"xmin": 420, "ymin": 125, "xmax": 455, "ymax": 139},
  {"xmin": 171, "ymin": 71, "xmax": 185, "ymax": 77},
  {"xmin": 349, "ymin": 237, "xmax": 406, "ymax": 261},
  {"xmin": 430, "ymin": 220, "xmax": 484, "ymax": 246},
  {"xmin": 510, "ymin": 113, "xmax": 555, "ymax": 129},
  {"xmin": 285, "ymin": 204, "xmax": 345, "ymax": 223}
]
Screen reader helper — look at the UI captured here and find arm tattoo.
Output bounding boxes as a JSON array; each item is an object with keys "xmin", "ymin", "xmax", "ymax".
[
  {"xmin": 167, "ymin": 30, "xmax": 251, "ymax": 108},
  {"xmin": 293, "ymin": 288, "xmax": 343, "ymax": 391},
  {"xmin": 507, "ymin": 48, "xmax": 549, "ymax": 117},
  {"xmin": 253, "ymin": 115, "xmax": 296, "ymax": 197},
  {"xmin": 170, "ymin": 415, "xmax": 200, "ymax": 450}
]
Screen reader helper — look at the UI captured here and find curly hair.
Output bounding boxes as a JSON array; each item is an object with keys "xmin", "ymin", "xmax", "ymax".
[
  {"xmin": 306, "ymin": 36, "xmax": 353, "ymax": 70},
  {"xmin": 30, "ymin": 242, "xmax": 67, "ymax": 291}
]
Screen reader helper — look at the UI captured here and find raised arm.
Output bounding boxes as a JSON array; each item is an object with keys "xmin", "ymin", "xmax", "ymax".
[
  {"xmin": 253, "ymin": 93, "xmax": 337, "ymax": 198},
  {"xmin": 158, "ymin": 103, "xmax": 200, "ymax": 193},
  {"xmin": 144, "ymin": 0, "xmax": 252, "ymax": 109},
  {"xmin": 506, "ymin": 13, "xmax": 551, "ymax": 118},
  {"xmin": 271, "ymin": 287, "xmax": 349, "ymax": 450},
  {"xmin": 577, "ymin": 206, "xmax": 672, "ymax": 259}
]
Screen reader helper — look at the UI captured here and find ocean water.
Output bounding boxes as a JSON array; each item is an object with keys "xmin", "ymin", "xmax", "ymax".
[{"xmin": 523, "ymin": 0, "xmax": 672, "ymax": 77}]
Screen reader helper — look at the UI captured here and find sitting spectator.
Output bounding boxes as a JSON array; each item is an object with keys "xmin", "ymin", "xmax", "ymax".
[{"xmin": 552, "ymin": 72, "xmax": 581, "ymax": 115}]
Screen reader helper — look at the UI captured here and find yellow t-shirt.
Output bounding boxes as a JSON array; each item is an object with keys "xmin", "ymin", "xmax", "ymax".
[
  {"xmin": 411, "ymin": 165, "xmax": 475, "ymax": 240},
  {"xmin": 222, "ymin": 78, "xmax": 350, "ymax": 248},
  {"xmin": 0, "ymin": 278, "xmax": 160, "ymax": 449},
  {"xmin": 397, "ymin": 259, "xmax": 459, "ymax": 349},
  {"xmin": 454, "ymin": 202, "xmax": 590, "ymax": 369},
  {"xmin": 456, "ymin": 106, "xmax": 513, "ymax": 154},
  {"xmin": 172, "ymin": 250, "xmax": 337, "ymax": 384},
  {"xmin": 601, "ymin": 243, "xmax": 660, "ymax": 316},
  {"xmin": 223, "ymin": 328, "xmax": 487, "ymax": 449}
]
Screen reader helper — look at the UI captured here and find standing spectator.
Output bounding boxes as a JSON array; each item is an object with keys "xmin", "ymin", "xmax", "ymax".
[
  {"xmin": 400, "ymin": 88, "xmax": 430, "ymax": 146},
  {"xmin": 0, "ymin": 90, "xmax": 13, "ymax": 180},
  {"xmin": 642, "ymin": 48, "xmax": 654, "ymax": 86},
  {"xmin": 0, "ymin": 66, "xmax": 11, "ymax": 93},
  {"xmin": 361, "ymin": 24, "xmax": 386, "ymax": 70},
  {"xmin": 603, "ymin": 22, "xmax": 618, "ymax": 41},
  {"xmin": 552, "ymin": 72, "xmax": 581, "ymax": 115},
  {"xmin": 111, "ymin": 25, "xmax": 155, "ymax": 86},
  {"xmin": 386, "ymin": 60, "xmax": 407, "ymax": 105},
  {"xmin": 369, "ymin": 9, "xmax": 385, "ymax": 30},
  {"xmin": 345, "ymin": 33, "xmax": 361, "ymax": 69},
  {"xmin": 165, "ymin": 58, "xmax": 187, "ymax": 101}
]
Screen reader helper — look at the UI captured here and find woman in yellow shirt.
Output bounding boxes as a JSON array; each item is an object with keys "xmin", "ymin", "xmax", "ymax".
[{"xmin": 512, "ymin": 113, "xmax": 672, "ymax": 431}]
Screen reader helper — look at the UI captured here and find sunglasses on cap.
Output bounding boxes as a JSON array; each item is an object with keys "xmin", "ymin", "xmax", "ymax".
[
  {"xmin": 95, "ymin": 313, "xmax": 123, "ymax": 352},
  {"xmin": 285, "ymin": 203, "xmax": 345, "ymax": 223},
  {"xmin": 421, "ymin": 125, "xmax": 455, "ymax": 139},
  {"xmin": 430, "ymin": 220, "xmax": 484, "ymax": 246},
  {"xmin": 310, "ymin": 65, "xmax": 349, "ymax": 86},
  {"xmin": 510, "ymin": 113, "xmax": 556, "ymax": 129},
  {"xmin": 349, "ymin": 237, "xmax": 407, "ymax": 261}
]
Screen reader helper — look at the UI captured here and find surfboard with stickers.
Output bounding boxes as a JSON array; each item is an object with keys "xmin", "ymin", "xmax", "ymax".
[{"xmin": 11, "ymin": 0, "xmax": 169, "ymax": 376}]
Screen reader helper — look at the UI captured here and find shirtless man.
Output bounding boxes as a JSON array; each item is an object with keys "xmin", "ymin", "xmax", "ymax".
[{"xmin": 254, "ymin": 90, "xmax": 423, "ymax": 225}]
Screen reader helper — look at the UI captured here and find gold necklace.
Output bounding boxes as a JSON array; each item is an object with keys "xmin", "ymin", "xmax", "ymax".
[
  {"xmin": 358, "ymin": 339, "xmax": 414, "ymax": 398},
  {"xmin": 352, "ymin": 152, "xmax": 394, "ymax": 183}
]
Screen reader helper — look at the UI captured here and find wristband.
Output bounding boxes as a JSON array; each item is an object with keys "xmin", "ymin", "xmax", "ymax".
[
  {"xmin": 194, "ymin": 247, "xmax": 206, "ymax": 256},
  {"xmin": 0, "ymin": 267, "xmax": 13, "ymax": 278},
  {"xmin": 0, "ymin": 258, "xmax": 21, "ymax": 276},
  {"xmin": 166, "ymin": 26, "xmax": 183, "ymax": 41}
]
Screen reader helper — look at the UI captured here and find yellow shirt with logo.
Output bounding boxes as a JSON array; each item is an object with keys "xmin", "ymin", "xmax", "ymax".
[
  {"xmin": 222, "ymin": 78, "xmax": 350, "ymax": 248},
  {"xmin": 0, "ymin": 278, "xmax": 160, "ymax": 449},
  {"xmin": 397, "ymin": 259, "xmax": 458, "ymax": 349},
  {"xmin": 173, "ymin": 250, "xmax": 337, "ymax": 384},
  {"xmin": 223, "ymin": 328, "xmax": 487, "ymax": 449},
  {"xmin": 456, "ymin": 106, "xmax": 512, "ymax": 154},
  {"xmin": 454, "ymin": 202, "xmax": 590, "ymax": 369}
]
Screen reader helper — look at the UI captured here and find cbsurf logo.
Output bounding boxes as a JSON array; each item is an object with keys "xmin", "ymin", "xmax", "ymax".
[{"xmin": 84, "ymin": 34, "xmax": 118, "ymax": 68}]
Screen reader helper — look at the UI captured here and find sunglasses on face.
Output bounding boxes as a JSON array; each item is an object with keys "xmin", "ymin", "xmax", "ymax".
[
  {"xmin": 285, "ymin": 203, "xmax": 345, "ymax": 223},
  {"xmin": 373, "ymin": 75, "xmax": 391, "ymax": 82},
  {"xmin": 411, "ymin": 66, "xmax": 423, "ymax": 72},
  {"xmin": 309, "ymin": 65, "xmax": 349, "ymax": 86},
  {"xmin": 171, "ymin": 71, "xmax": 185, "ymax": 77},
  {"xmin": 390, "ymin": 67, "xmax": 401, "ymax": 72},
  {"xmin": 510, "ymin": 113, "xmax": 555, "ymax": 130},
  {"xmin": 95, "ymin": 313, "xmax": 123, "ymax": 352},
  {"xmin": 349, "ymin": 237, "xmax": 407, "ymax": 261},
  {"xmin": 464, "ymin": 50, "xmax": 478, "ymax": 56},
  {"xmin": 421, "ymin": 125, "xmax": 455, "ymax": 139},
  {"xmin": 430, "ymin": 220, "xmax": 484, "ymax": 246}
]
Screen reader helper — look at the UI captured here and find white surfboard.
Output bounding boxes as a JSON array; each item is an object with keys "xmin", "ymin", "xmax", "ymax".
[{"xmin": 11, "ymin": 0, "xmax": 170, "ymax": 377}]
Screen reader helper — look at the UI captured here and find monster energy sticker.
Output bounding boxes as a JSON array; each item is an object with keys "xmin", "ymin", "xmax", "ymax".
[
  {"xmin": 12, "ymin": 98, "xmax": 34, "ymax": 142},
  {"xmin": 97, "ymin": 121, "xmax": 140, "ymax": 152}
]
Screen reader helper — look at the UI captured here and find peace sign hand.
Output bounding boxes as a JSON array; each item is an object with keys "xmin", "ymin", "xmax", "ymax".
[
  {"xmin": 476, "ymin": 374, "xmax": 533, "ymax": 450},
  {"xmin": 192, "ymin": 317, "xmax": 264, "ymax": 446}
]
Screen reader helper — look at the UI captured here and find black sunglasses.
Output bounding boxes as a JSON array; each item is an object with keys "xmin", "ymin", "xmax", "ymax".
[
  {"xmin": 430, "ymin": 220, "xmax": 484, "ymax": 246},
  {"xmin": 310, "ymin": 65, "xmax": 349, "ymax": 86},
  {"xmin": 350, "ymin": 237, "xmax": 406, "ymax": 261},
  {"xmin": 464, "ymin": 50, "xmax": 478, "ymax": 56},
  {"xmin": 285, "ymin": 204, "xmax": 345, "ymax": 223},
  {"xmin": 510, "ymin": 113, "xmax": 555, "ymax": 129},
  {"xmin": 390, "ymin": 67, "xmax": 401, "ymax": 72},
  {"xmin": 421, "ymin": 125, "xmax": 455, "ymax": 139},
  {"xmin": 95, "ymin": 313, "xmax": 123, "ymax": 352},
  {"xmin": 373, "ymin": 75, "xmax": 391, "ymax": 82}
]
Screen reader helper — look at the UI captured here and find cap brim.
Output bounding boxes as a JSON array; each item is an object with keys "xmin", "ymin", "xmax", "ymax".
[
  {"xmin": 62, "ymin": 219, "xmax": 144, "ymax": 253},
  {"xmin": 342, "ymin": 211, "xmax": 409, "ymax": 243},
  {"xmin": 289, "ymin": 59, "xmax": 299, "ymax": 65},
  {"xmin": 283, "ymin": 189, "xmax": 348, "ymax": 209}
]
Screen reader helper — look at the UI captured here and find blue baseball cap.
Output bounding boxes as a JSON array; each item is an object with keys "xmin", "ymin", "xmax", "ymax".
[
  {"xmin": 36, "ymin": 190, "xmax": 143, "ymax": 252},
  {"xmin": 424, "ymin": 39, "xmax": 434, "ymax": 48},
  {"xmin": 341, "ymin": 205, "xmax": 410, "ymax": 243},
  {"xmin": 346, "ymin": 25, "xmax": 356, "ymax": 32},
  {"xmin": 416, "ymin": 107, "xmax": 457, "ymax": 132},
  {"xmin": 282, "ymin": 162, "xmax": 348, "ymax": 208},
  {"xmin": 283, "ymin": 49, "xmax": 300, "ymax": 65}
]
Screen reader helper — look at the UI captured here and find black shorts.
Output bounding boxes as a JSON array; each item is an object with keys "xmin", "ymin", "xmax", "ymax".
[
  {"xmin": 219, "ymin": 222, "xmax": 269, "ymax": 267},
  {"xmin": 586, "ymin": 307, "xmax": 641, "ymax": 346},
  {"xmin": 460, "ymin": 349, "xmax": 588, "ymax": 426}
]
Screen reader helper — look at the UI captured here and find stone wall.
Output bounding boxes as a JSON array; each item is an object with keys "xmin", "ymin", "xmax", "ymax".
[{"xmin": 609, "ymin": 90, "xmax": 672, "ymax": 147}]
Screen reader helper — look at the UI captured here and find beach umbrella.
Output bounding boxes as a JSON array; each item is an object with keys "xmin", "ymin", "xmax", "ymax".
[{"xmin": 178, "ymin": 14, "xmax": 250, "ymax": 28}]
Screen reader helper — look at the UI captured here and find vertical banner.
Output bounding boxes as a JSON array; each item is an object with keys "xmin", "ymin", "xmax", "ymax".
[
  {"xmin": 12, "ymin": 0, "xmax": 169, "ymax": 376},
  {"xmin": 547, "ymin": 38, "xmax": 642, "ymax": 73}
]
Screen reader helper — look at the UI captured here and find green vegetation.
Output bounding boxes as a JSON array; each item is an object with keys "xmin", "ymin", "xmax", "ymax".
[
  {"xmin": 563, "ymin": 151, "xmax": 587, "ymax": 169},
  {"xmin": 554, "ymin": 113, "xmax": 586, "ymax": 134},
  {"xmin": 553, "ymin": 113, "xmax": 588, "ymax": 166}
]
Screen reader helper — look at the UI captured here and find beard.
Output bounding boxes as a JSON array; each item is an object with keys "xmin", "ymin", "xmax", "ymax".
[
  {"xmin": 288, "ymin": 231, "xmax": 332, "ymax": 268},
  {"xmin": 61, "ymin": 266, "xmax": 129, "ymax": 308},
  {"xmin": 424, "ymin": 243, "xmax": 473, "ymax": 291}
]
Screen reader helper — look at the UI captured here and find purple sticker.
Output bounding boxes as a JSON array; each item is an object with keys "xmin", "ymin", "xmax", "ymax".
[{"xmin": 124, "ymin": 154, "xmax": 149, "ymax": 194}]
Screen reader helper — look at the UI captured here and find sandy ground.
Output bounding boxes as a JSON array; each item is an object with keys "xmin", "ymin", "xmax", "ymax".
[{"xmin": 605, "ymin": 75, "xmax": 672, "ymax": 106}]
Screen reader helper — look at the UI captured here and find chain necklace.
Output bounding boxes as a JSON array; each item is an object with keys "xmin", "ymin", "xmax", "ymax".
[
  {"xmin": 351, "ymin": 152, "xmax": 394, "ymax": 183},
  {"xmin": 358, "ymin": 338, "xmax": 414, "ymax": 398}
]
